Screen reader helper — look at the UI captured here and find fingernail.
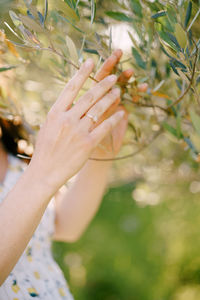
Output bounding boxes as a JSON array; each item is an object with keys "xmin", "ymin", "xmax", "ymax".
[
  {"xmin": 85, "ymin": 58, "xmax": 93, "ymax": 67},
  {"xmin": 108, "ymin": 74, "xmax": 117, "ymax": 82},
  {"xmin": 112, "ymin": 88, "xmax": 120, "ymax": 96}
]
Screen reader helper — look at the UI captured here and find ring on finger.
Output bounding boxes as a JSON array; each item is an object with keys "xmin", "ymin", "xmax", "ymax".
[{"xmin": 85, "ymin": 113, "xmax": 98, "ymax": 124}]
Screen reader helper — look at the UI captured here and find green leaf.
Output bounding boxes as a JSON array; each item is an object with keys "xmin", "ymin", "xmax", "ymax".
[
  {"xmin": 65, "ymin": 35, "xmax": 79, "ymax": 65},
  {"xmin": 131, "ymin": 47, "xmax": 146, "ymax": 69},
  {"xmin": 163, "ymin": 122, "xmax": 179, "ymax": 138},
  {"xmin": 0, "ymin": 65, "xmax": 16, "ymax": 72},
  {"xmin": 19, "ymin": 15, "xmax": 44, "ymax": 32},
  {"xmin": 9, "ymin": 10, "xmax": 23, "ymax": 27},
  {"xmin": 91, "ymin": 0, "xmax": 96, "ymax": 24},
  {"xmin": 196, "ymin": 75, "xmax": 200, "ymax": 86},
  {"xmin": 189, "ymin": 110, "xmax": 200, "ymax": 136},
  {"xmin": 167, "ymin": 5, "xmax": 177, "ymax": 25},
  {"xmin": 183, "ymin": 137, "xmax": 198, "ymax": 154},
  {"xmin": 184, "ymin": 1, "xmax": 192, "ymax": 28},
  {"xmin": 130, "ymin": 0, "xmax": 142, "ymax": 18},
  {"xmin": 174, "ymin": 23, "xmax": 187, "ymax": 49},
  {"xmin": 151, "ymin": 10, "xmax": 167, "ymax": 19},
  {"xmin": 44, "ymin": 0, "xmax": 48, "ymax": 22},
  {"xmin": 49, "ymin": 0, "xmax": 79, "ymax": 21},
  {"xmin": 105, "ymin": 11, "xmax": 132, "ymax": 22}
]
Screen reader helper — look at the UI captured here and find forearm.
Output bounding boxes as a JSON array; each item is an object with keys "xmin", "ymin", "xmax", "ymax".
[
  {"xmin": 0, "ymin": 164, "xmax": 55, "ymax": 285},
  {"xmin": 53, "ymin": 159, "xmax": 112, "ymax": 242}
]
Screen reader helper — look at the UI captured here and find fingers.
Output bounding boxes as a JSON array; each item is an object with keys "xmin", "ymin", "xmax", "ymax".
[
  {"xmin": 81, "ymin": 88, "xmax": 120, "ymax": 131},
  {"xmin": 89, "ymin": 110, "xmax": 125, "ymax": 148},
  {"xmin": 94, "ymin": 49, "xmax": 123, "ymax": 82},
  {"xmin": 118, "ymin": 69, "xmax": 134, "ymax": 83},
  {"xmin": 70, "ymin": 74, "xmax": 118, "ymax": 119},
  {"xmin": 138, "ymin": 83, "xmax": 148, "ymax": 92},
  {"xmin": 50, "ymin": 58, "xmax": 94, "ymax": 114}
]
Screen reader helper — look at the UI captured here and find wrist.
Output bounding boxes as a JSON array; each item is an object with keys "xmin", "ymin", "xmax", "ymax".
[{"xmin": 22, "ymin": 162, "xmax": 58, "ymax": 200}]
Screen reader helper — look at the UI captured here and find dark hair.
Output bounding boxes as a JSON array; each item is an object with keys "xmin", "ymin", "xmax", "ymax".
[{"xmin": 0, "ymin": 116, "xmax": 31, "ymax": 157}]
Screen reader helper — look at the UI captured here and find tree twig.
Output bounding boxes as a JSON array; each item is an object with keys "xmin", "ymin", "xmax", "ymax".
[
  {"xmin": 167, "ymin": 40, "xmax": 199, "ymax": 109},
  {"xmin": 89, "ymin": 129, "xmax": 163, "ymax": 162}
]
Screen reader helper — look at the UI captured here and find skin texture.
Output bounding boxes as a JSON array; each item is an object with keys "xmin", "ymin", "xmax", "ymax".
[
  {"xmin": 0, "ymin": 49, "xmax": 146, "ymax": 283},
  {"xmin": 0, "ymin": 55, "xmax": 125, "ymax": 285}
]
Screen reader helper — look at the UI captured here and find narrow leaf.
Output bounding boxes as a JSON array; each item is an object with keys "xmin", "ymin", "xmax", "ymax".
[
  {"xmin": 163, "ymin": 122, "xmax": 178, "ymax": 138},
  {"xmin": 130, "ymin": 0, "xmax": 142, "ymax": 18},
  {"xmin": 189, "ymin": 110, "xmax": 200, "ymax": 136},
  {"xmin": 184, "ymin": 1, "xmax": 192, "ymax": 28},
  {"xmin": 105, "ymin": 11, "xmax": 132, "ymax": 22},
  {"xmin": 91, "ymin": 0, "xmax": 96, "ymax": 24},
  {"xmin": 0, "ymin": 66, "xmax": 16, "ymax": 72},
  {"xmin": 151, "ymin": 10, "xmax": 167, "ymax": 19},
  {"xmin": 131, "ymin": 47, "xmax": 146, "ymax": 69}
]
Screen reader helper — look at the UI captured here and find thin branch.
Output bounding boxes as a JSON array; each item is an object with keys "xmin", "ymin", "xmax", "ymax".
[
  {"xmin": 89, "ymin": 129, "xmax": 163, "ymax": 162},
  {"xmin": 167, "ymin": 40, "xmax": 199, "ymax": 109},
  {"xmin": 124, "ymin": 99, "xmax": 169, "ymax": 113}
]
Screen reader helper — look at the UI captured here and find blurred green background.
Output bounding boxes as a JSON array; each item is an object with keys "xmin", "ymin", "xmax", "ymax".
[{"xmin": 53, "ymin": 170, "xmax": 200, "ymax": 300}]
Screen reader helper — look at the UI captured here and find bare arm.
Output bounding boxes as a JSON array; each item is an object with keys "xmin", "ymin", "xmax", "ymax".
[
  {"xmin": 0, "ymin": 165, "xmax": 55, "ymax": 285},
  {"xmin": 53, "ymin": 159, "xmax": 112, "ymax": 242},
  {"xmin": 53, "ymin": 50, "xmax": 133, "ymax": 242},
  {"xmin": 0, "ymin": 58, "xmax": 125, "ymax": 284}
]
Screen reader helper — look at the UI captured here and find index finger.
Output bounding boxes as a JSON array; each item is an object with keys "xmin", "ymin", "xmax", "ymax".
[{"xmin": 50, "ymin": 58, "xmax": 94, "ymax": 114}]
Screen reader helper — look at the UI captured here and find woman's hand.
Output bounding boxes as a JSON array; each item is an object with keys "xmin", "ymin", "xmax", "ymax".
[
  {"xmin": 28, "ymin": 58, "xmax": 125, "ymax": 194},
  {"xmin": 90, "ymin": 49, "xmax": 148, "ymax": 159}
]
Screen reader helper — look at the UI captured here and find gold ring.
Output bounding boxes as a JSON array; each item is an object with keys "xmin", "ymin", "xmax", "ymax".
[{"xmin": 85, "ymin": 113, "xmax": 98, "ymax": 123}]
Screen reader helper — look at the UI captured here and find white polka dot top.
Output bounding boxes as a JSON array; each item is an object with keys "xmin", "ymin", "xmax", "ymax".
[{"xmin": 0, "ymin": 153, "xmax": 74, "ymax": 300}]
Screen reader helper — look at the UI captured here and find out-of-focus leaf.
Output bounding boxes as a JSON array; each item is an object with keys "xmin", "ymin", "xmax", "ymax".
[
  {"xmin": 130, "ymin": 0, "xmax": 142, "ymax": 18},
  {"xmin": 65, "ymin": 35, "xmax": 79, "ymax": 65},
  {"xmin": 196, "ymin": 75, "xmax": 200, "ymax": 86},
  {"xmin": 169, "ymin": 60, "xmax": 179, "ymax": 75},
  {"xmin": 183, "ymin": 136, "xmax": 198, "ymax": 153},
  {"xmin": 105, "ymin": 11, "xmax": 132, "ymax": 22},
  {"xmin": 49, "ymin": 0, "xmax": 79, "ymax": 21},
  {"xmin": 175, "ymin": 23, "xmax": 187, "ymax": 49},
  {"xmin": 19, "ymin": 15, "xmax": 44, "ymax": 32},
  {"xmin": 44, "ymin": 0, "xmax": 48, "ymax": 22},
  {"xmin": 163, "ymin": 122, "xmax": 179, "ymax": 138},
  {"xmin": 91, "ymin": 0, "xmax": 96, "ymax": 24},
  {"xmin": 189, "ymin": 110, "xmax": 200, "ymax": 136},
  {"xmin": 151, "ymin": 10, "xmax": 167, "ymax": 19},
  {"xmin": 4, "ymin": 22, "xmax": 23, "ymax": 41},
  {"xmin": 161, "ymin": 41, "xmax": 177, "ymax": 58},
  {"xmin": 37, "ymin": 11, "xmax": 44, "ymax": 26},
  {"xmin": 166, "ymin": 32, "xmax": 181, "ymax": 51},
  {"xmin": 57, "ymin": 13, "xmax": 83, "ymax": 33},
  {"xmin": 0, "ymin": 66, "xmax": 16, "ymax": 72},
  {"xmin": 155, "ymin": 26, "xmax": 178, "ymax": 51},
  {"xmin": 131, "ymin": 47, "xmax": 146, "ymax": 70},
  {"xmin": 9, "ymin": 10, "xmax": 23, "ymax": 27},
  {"xmin": 187, "ymin": 7, "xmax": 200, "ymax": 32},
  {"xmin": 83, "ymin": 48, "xmax": 98, "ymax": 55},
  {"xmin": 184, "ymin": 1, "xmax": 192, "ymax": 28},
  {"xmin": 167, "ymin": 5, "xmax": 177, "ymax": 24},
  {"xmin": 128, "ymin": 31, "xmax": 141, "ymax": 53}
]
